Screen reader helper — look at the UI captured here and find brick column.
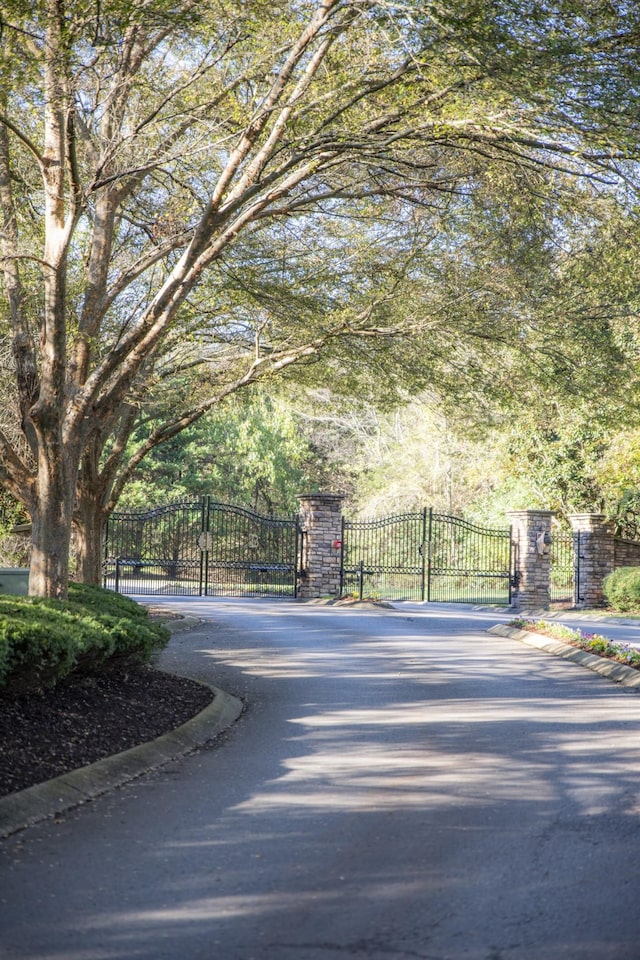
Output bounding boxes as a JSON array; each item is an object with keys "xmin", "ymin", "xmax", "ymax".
[
  {"xmin": 296, "ymin": 494, "xmax": 345, "ymax": 598},
  {"xmin": 508, "ymin": 510, "xmax": 554, "ymax": 610},
  {"xmin": 569, "ymin": 513, "xmax": 615, "ymax": 609}
]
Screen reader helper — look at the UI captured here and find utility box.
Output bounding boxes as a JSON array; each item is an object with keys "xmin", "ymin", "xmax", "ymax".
[{"xmin": 0, "ymin": 568, "xmax": 30, "ymax": 596}]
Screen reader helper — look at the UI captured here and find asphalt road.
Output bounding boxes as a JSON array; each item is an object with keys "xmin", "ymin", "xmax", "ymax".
[{"xmin": 2, "ymin": 599, "xmax": 640, "ymax": 960}]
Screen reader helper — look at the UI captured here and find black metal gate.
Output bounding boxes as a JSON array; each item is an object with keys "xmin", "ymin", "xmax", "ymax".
[
  {"xmin": 341, "ymin": 508, "xmax": 513, "ymax": 604},
  {"xmin": 103, "ymin": 498, "xmax": 300, "ymax": 597},
  {"xmin": 549, "ymin": 528, "xmax": 576, "ymax": 604}
]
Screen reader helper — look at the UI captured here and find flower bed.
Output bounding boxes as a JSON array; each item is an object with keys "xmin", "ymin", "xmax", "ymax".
[{"xmin": 508, "ymin": 619, "xmax": 640, "ymax": 671}]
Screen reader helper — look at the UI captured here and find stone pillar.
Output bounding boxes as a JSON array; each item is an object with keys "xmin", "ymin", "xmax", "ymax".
[
  {"xmin": 296, "ymin": 494, "xmax": 345, "ymax": 598},
  {"xmin": 508, "ymin": 510, "xmax": 554, "ymax": 610},
  {"xmin": 569, "ymin": 514, "xmax": 615, "ymax": 609}
]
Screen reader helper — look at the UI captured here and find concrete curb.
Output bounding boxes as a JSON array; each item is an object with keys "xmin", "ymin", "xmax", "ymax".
[
  {"xmin": 488, "ymin": 624, "xmax": 640, "ymax": 690},
  {"xmin": 0, "ymin": 684, "xmax": 243, "ymax": 840}
]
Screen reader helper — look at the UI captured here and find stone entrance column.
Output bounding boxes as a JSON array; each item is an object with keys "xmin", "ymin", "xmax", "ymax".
[
  {"xmin": 568, "ymin": 513, "xmax": 616, "ymax": 609},
  {"xmin": 508, "ymin": 510, "xmax": 554, "ymax": 610},
  {"xmin": 296, "ymin": 494, "xmax": 345, "ymax": 599}
]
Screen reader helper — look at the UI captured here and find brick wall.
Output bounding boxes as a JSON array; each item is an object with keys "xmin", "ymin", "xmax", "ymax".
[
  {"xmin": 296, "ymin": 494, "xmax": 344, "ymax": 598},
  {"xmin": 614, "ymin": 538, "xmax": 640, "ymax": 568},
  {"xmin": 508, "ymin": 510, "xmax": 554, "ymax": 610}
]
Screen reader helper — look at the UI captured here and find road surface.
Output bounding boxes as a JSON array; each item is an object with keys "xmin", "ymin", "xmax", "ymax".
[{"xmin": 2, "ymin": 599, "xmax": 640, "ymax": 960}]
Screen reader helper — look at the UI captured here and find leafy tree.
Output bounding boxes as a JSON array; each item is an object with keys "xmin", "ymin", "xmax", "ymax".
[
  {"xmin": 119, "ymin": 391, "xmax": 322, "ymax": 514},
  {"xmin": 1, "ymin": 0, "xmax": 640, "ymax": 596}
]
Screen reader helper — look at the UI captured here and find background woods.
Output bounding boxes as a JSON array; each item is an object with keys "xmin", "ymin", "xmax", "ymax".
[{"xmin": 1, "ymin": 1, "xmax": 639, "ymax": 596}]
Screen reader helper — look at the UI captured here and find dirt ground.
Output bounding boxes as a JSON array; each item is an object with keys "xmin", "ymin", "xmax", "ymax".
[{"xmin": 0, "ymin": 664, "xmax": 213, "ymax": 798}]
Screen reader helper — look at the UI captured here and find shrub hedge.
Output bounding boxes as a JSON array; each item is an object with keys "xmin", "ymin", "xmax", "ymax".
[
  {"xmin": 0, "ymin": 583, "xmax": 170, "ymax": 692},
  {"xmin": 603, "ymin": 567, "xmax": 640, "ymax": 613}
]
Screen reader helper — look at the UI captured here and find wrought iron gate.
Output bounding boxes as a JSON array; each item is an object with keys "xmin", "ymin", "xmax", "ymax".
[
  {"xmin": 549, "ymin": 528, "xmax": 576, "ymax": 604},
  {"xmin": 341, "ymin": 508, "xmax": 513, "ymax": 604},
  {"xmin": 103, "ymin": 498, "xmax": 300, "ymax": 597}
]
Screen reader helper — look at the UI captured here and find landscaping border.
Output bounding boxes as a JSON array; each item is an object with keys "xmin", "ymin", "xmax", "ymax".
[{"xmin": 0, "ymin": 681, "xmax": 243, "ymax": 839}]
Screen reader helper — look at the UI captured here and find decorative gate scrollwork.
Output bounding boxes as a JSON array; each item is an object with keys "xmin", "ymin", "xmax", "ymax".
[
  {"xmin": 341, "ymin": 508, "xmax": 513, "ymax": 604},
  {"xmin": 104, "ymin": 497, "xmax": 300, "ymax": 597}
]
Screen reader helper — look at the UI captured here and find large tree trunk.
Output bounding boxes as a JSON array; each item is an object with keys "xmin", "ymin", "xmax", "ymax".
[
  {"xmin": 73, "ymin": 492, "xmax": 107, "ymax": 586},
  {"xmin": 73, "ymin": 441, "xmax": 114, "ymax": 586},
  {"xmin": 28, "ymin": 458, "xmax": 75, "ymax": 599}
]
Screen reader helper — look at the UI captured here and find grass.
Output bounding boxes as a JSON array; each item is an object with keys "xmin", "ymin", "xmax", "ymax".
[{"xmin": 508, "ymin": 617, "xmax": 640, "ymax": 671}]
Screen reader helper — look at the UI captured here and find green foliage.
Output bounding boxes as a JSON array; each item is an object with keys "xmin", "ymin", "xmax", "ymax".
[
  {"xmin": 603, "ymin": 567, "xmax": 640, "ymax": 613},
  {"xmin": 0, "ymin": 583, "xmax": 170, "ymax": 692},
  {"xmin": 492, "ymin": 396, "xmax": 640, "ymax": 526},
  {"xmin": 118, "ymin": 391, "xmax": 322, "ymax": 514},
  {"xmin": 4, "ymin": 0, "xmax": 640, "ymax": 600},
  {"xmin": 0, "ymin": 491, "xmax": 27, "ymax": 537},
  {"xmin": 501, "ymin": 405, "xmax": 609, "ymax": 517},
  {"xmin": 0, "ymin": 492, "xmax": 30, "ymax": 566},
  {"xmin": 596, "ymin": 429, "xmax": 640, "ymax": 537}
]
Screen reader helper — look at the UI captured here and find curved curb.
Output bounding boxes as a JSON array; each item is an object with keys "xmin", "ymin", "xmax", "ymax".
[
  {"xmin": 488, "ymin": 624, "xmax": 640, "ymax": 690},
  {"xmin": 0, "ymin": 684, "xmax": 243, "ymax": 840}
]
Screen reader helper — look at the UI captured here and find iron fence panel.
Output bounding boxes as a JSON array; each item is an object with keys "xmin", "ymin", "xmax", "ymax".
[
  {"xmin": 205, "ymin": 502, "xmax": 299, "ymax": 597},
  {"xmin": 428, "ymin": 513, "xmax": 512, "ymax": 605},
  {"xmin": 104, "ymin": 498, "xmax": 299, "ymax": 597},
  {"xmin": 342, "ymin": 509, "xmax": 512, "ymax": 604},
  {"xmin": 104, "ymin": 500, "xmax": 203, "ymax": 595},
  {"xmin": 341, "ymin": 511, "xmax": 427, "ymax": 601},
  {"xmin": 549, "ymin": 529, "xmax": 575, "ymax": 604}
]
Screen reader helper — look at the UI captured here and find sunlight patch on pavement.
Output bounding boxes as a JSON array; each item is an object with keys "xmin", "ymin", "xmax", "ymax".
[
  {"xmin": 84, "ymin": 878, "xmax": 426, "ymax": 930},
  {"xmin": 226, "ymin": 693, "xmax": 640, "ymax": 818}
]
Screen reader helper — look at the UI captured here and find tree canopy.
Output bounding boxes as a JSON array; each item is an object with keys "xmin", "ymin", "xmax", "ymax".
[{"xmin": 1, "ymin": 0, "xmax": 640, "ymax": 595}]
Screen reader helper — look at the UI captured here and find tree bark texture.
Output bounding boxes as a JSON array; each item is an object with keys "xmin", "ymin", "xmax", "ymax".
[{"xmin": 28, "ymin": 450, "xmax": 76, "ymax": 599}]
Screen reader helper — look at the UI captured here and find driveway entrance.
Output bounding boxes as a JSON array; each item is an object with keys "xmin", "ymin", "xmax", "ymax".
[{"xmin": 2, "ymin": 600, "xmax": 640, "ymax": 959}]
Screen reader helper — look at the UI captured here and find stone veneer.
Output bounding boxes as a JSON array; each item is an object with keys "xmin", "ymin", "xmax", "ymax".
[
  {"xmin": 293, "ymin": 500, "xmax": 640, "ymax": 608},
  {"xmin": 508, "ymin": 510, "xmax": 554, "ymax": 610},
  {"xmin": 614, "ymin": 537, "xmax": 640, "ymax": 569},
  {"xmin": 569, "ymin": 514, "xmax": 616, "ymax": 608},
  {"xmin": 296, "ymin": 494, "xmax": 345, "ymax": 598}
]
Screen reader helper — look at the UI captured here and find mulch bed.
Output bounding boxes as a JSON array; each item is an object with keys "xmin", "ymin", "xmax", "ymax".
[{"xmin": 0, "ymin": 666, "xmax": 214, "ymax": 798}]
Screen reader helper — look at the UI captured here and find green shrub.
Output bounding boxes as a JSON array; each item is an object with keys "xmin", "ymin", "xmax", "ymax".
[
  {"xmin": 0, "ymin": 583, "xmax": 170, "ymax": 692},
  {"xmin": 603, "ymin": 567, "xmax": 640, "ymax": 612}
]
